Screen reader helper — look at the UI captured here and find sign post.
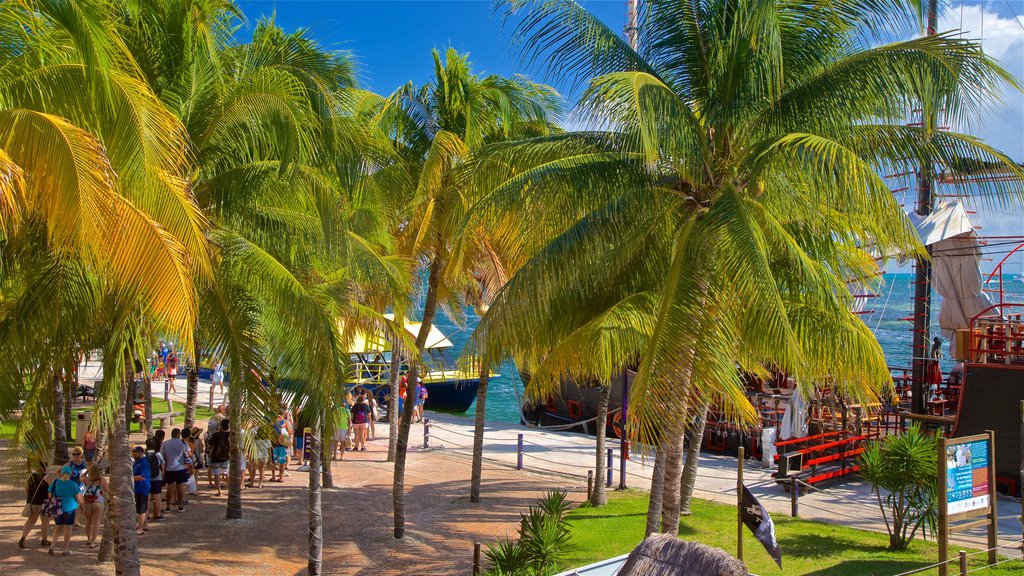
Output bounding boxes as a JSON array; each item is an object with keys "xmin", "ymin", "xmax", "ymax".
[
  {"xmin": 937, "ymin": 431, "xmax": 998, "ymax": 576},
  {"xmin": 302, "ymin": 427, "xmax": 314, "ymax": 463}
]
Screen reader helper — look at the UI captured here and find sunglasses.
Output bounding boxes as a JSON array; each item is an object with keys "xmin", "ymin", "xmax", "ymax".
[{"xmin": 72, "ymin": 452, "xmax": 83, "ymax": 457}]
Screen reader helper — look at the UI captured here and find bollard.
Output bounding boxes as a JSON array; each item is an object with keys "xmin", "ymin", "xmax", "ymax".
[
  {"xmin": 516, "ymin": 434, "xmax": 523, "ymax": 470},
  {"xmin": 423, "ymin": 418, "xmax": 430, "ymax": 449},
  {"xmin": 791, "ymin": 478, "xmax": 799, "ymax": 518},
  {"xmin": 473, "ymin": 541, "xmax": 481, "ymax": 575},
  {"xmin": 606, "ymin": 448, "xmax": 614, "ymax": 488},
  {"xmin": 959, "ymin": 550, "xmax": 967, "ymax": 575},
  {"xmin": 587, "ymin": 470, "xmax": 594, "ymax": 501},
  {"xmin": 618, "ymin": 446, "xmax": 627, "ymax": 490}
]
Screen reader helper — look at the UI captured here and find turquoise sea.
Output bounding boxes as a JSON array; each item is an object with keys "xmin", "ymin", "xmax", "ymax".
[{"xmin": 432, "ymin": 274, "xmax": 1024, "ymax": 424}]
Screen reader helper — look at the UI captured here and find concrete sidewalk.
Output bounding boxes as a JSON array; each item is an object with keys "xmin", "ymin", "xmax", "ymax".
[{"xmin": 423, "ymin": 412, "xmax": 1024, "ymax": 555}]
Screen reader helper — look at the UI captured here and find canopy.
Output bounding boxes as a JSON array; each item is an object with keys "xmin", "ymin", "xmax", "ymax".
[
  {"xmin": 342, "ymin": 314, "xmax": 454, "ymax": 354},
  {"xmin": 906, "ymin": 202, "xmax": 993, "ymax": 354}
]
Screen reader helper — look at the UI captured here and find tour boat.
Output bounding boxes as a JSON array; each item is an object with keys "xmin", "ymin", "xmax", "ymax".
[{"xmin": 346, "ymin": 314, "xmax": 482, "ymax": 413}]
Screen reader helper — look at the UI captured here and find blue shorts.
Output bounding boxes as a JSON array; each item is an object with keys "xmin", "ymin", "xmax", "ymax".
[
  {"xmin": 272, "ymin": 446, "xmax": 288, "ymax": 464},
  {"xmin": 55, "ymin": 510, "xmax": 76, "ymax": 526}
]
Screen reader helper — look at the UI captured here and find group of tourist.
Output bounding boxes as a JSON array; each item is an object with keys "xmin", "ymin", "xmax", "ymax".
[
  {"xmin": 17, "ymin": 378, "xmax": 427, "ymax": 556},
  {"xmin": 18, "ymin": 447, "xmax": 105, "ymax": 555}
]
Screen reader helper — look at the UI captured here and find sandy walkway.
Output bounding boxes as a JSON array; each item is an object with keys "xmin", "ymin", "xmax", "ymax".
[{"xmin": 0, "ymin": 433, "xmax": 583, "ymax": 576}]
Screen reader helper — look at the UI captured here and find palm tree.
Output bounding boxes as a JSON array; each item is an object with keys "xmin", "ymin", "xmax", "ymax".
[
  {"xmin": 0, "ymin": 5, "xmax": 207, "ymax": 574},
  {"xmin": 373, "ymin": 47, "xmax": 560, "ymax": 538},
  {"xmin": 474, "ymin": 0, "xmax": 1024, "ymax": 535}
]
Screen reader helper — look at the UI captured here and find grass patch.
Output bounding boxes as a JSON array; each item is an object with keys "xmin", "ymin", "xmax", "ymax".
[
  {"xmin": 560, "ymin": 491, "xmax": 1020, "ymax": 575},
  {"xmin": 1, "ymin": 398, "xmax": 218, "ymax": 441}
]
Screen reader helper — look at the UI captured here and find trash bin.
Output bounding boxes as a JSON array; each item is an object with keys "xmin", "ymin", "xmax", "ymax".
[
  {"xmin": 761, "ymin": 427, "xmax": 777, "ymax": 468},
  {"xmin": 76, "ymin": 412, "xmax": 92, "ymax": 446}
]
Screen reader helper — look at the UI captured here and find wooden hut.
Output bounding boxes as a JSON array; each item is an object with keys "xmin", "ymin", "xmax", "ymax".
[{"xmin": 617, "ymin": 534, "xmax": 748, "ymax": 576}]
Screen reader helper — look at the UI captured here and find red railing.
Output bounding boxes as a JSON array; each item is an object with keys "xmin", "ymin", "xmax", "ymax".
[{"xmin": 967, "ymin": 303, "xmax": 1024, "ymax": 364}]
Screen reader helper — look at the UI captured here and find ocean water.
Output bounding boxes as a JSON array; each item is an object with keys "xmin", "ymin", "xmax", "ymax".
[{"xmin": 432, "ymin": 274, "xmax": 1024, "ymax": 424}]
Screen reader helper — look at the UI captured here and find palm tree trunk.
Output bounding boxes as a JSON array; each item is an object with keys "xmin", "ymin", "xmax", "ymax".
[
  {"xmin": 97, "ymin": 427, "xmax": 115, "ymax": 563},
  {"xmin": 679, "ymin": 406, "xmax": 707, "ymax": 516},
  {"xmin": 659, "ymin": 418, "xmax": 686, "ymax": 536},
  {"xmin": 142, "ymin": 364, "xmax": 153, "ymax": 438},
  {"xmin": 590, "ymin": 384, "xmax": 611, "ymax": 507},
  {"xmin": 52, "ymin": 371, "xmax": 68, "ymax": 464},
  {"xmin": 645, "ymin": 444, "xmax": 666, "ymax": 537},
  {"xmin": 112, "ymin": 349, "xmax": 140, "ymax": 576},
  {"xmin": 469, "ymin": 364, "xmax": 490, "ymax": 503},
  {"xmin": 393, "ymin": 257, "xmax": 442, "ymax": 539},
  {"xmin": 226, "ymin": 393, "xmax": 243, "ymax": 519},
  {"xmin": 63, "ymin": 364, "xmax": 74, "ymax": 445},
  {"xmin": 386, "ymin": 338, "xmax": 402, "ymax": 463},
  {"xmin": 307, "ymin": 424, "xmax": 323, "ymax": 575},
  {"xmin": 321, "ymin": 429, "xmax": 333, "ymax": 489},
  {"xmin": 184, "ymin": 345, "xmax": 199, "ymax": 430}
]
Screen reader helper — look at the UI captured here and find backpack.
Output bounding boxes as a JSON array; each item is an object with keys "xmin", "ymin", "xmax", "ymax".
[
  {"xmin": 146, "ymin": 452, "xmax": 160, "ymax": 479},
  {"xmin": 351, "ymin": 403, "xmax": 368, "ymax": 424},
  {"xmin": 211, "ymin": 433, "xmax": 230, "ymax": 462}
]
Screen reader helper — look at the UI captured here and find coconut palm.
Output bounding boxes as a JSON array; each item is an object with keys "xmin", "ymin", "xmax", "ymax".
[
  {"xmin": 472, "ymin": 0, "xmax": 1024, "ymax": 536},
  {"xmin": 372, "ymin": 47, "xmax": 560, "ymax": 538},
  {"xmin": 0, "ymin": 2, "xmax": 207, "ymax": 573}
]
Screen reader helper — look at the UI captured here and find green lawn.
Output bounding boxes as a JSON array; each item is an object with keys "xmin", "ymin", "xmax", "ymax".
[
  {"xmin": 1, "ymin": 399, "xmax": 217, "ymax": 441},
  {"xmin": 561, "ymin": 491, "xmax": 1020, "ymax": 576}
]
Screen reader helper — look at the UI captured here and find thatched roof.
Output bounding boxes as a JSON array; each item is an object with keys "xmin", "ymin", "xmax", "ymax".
[{"xmin": 616, "ymin": 534, "xmax": 748, "ymax": 576}]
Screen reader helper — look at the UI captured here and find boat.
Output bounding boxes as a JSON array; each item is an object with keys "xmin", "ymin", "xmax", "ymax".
[{"xmin": 345, "ymin": 314, "xmax": 483, "ymax": 413}]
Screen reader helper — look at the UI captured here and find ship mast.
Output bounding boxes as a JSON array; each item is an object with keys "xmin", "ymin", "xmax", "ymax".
[
  {"xmin": 910, "ymin": 0, "xmax": 939, "ymax": 414},
  {"xmin": 625, "ymin": 0, "xmax": 638, "ymax": 50}
]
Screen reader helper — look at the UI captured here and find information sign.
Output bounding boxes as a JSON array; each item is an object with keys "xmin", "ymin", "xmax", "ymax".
[{"xmin": 944, "ymin": 439, "xmax": 990, "ymax": 515}]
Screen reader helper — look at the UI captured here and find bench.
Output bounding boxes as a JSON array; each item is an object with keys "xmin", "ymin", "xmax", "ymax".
[
  {"xmin": 151, "ymin": 411, "xmax": 182, "ymax": 429},
  {"xmin": 77, "ymin": 384, "xmax": 95, "ymax": 402}
]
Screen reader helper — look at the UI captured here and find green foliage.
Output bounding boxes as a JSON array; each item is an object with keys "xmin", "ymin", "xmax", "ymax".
[
  {"xmin": 859, "ymin": 424, "xmax": 938, "ymax": 550},
  {"xmin": 485, "ymin": 489, "xmax": 572, "ymax": 576}
]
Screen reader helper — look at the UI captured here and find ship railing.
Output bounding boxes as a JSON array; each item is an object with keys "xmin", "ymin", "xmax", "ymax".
[{"xmin": 967, "ymin": 303, "xmax": 1024, "ymax": 365}]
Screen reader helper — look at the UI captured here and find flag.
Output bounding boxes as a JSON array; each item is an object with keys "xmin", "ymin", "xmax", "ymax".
[{"xmin": 741, "ymin": 484, "xmax": 783, "ymax": 568}]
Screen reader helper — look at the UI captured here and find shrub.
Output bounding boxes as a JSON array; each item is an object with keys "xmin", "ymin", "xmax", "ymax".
[
  {"xmin": 859, "ymin": 423, "xmax": 938, "ymax": 550},
  {"xmin": 484, "ymin": 489, "xmax": 572, "ymax": 576}
]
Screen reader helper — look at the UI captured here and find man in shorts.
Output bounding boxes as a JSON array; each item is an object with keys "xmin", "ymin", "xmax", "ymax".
[
  {"xmin": 271, "ymin": 411, "xmax": 291, "ymax": 482},
  {"xmin": 208, "ymin": 418, "xmax": 231, "ymax": 496},
  {"xmin": 159, "ymin": 428, "xmax": 191, "ymax": 513},
  {"xmin": 131, "ymin": 446, "xmax": 151, "ymax": 535}
]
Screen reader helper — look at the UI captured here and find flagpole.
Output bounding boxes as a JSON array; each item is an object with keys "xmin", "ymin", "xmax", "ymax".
[{"xmin": 737, "ymin": 446, "xmax": 744, "ymax": 561}]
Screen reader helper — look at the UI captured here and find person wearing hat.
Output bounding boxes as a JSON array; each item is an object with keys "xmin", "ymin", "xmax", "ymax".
[
  {"xmin": 131, "ymin": 446, "xmax": 151, "ymax": 535},
  {"xmin": 48, "ymin": 465, "xmax": 83, "ymax": 555}
]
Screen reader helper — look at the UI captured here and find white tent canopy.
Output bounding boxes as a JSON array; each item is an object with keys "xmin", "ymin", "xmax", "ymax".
[{"xmin": 905, "ymin": 202, "xmax": 993, "ymax": 354}]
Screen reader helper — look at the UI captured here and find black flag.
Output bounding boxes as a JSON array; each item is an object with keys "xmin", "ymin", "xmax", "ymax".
[{"xmin": 741, "ymin": 484, "xmax": 782, "ymax": 568}]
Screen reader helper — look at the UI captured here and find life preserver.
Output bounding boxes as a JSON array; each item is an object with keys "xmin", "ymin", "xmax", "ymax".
[{"xmin": 610, "ymin": 410, "xmax": 638, "ymax": 439}]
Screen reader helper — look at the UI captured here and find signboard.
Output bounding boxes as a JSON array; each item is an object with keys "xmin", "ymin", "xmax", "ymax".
[
  {"xmin": 302, "ymin": 427, "xmax": 314, "ymax": 462},
  {"xmin": 936, "ymin": 431, "xmax": 998, "ymax": 576},
  {"xmin": 944, "ymin": 438, "xmax": 990, "ymax": 514}
]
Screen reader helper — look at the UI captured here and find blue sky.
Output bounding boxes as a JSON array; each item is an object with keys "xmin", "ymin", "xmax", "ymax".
[{"xmin": 238, "ymin": 0, "xmax": 1024, "ymax": 269}]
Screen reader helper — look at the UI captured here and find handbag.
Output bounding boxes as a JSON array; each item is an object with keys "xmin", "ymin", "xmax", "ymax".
[{"xmin": 41, "ymin": 484, "xmax": 62, "ymax": 520}]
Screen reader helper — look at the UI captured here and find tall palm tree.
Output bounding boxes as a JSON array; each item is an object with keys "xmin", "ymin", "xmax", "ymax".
[
  {"xmin": 0, "ymin": 3, "xmax": 208, "ymax": 573},
  {"xmin": 474, "ymin": 0, "xmax": 1024, "ymax": 535},
  {"xmin": 373, "ymin": 48, "xmax": 560, "ymax": 538}
]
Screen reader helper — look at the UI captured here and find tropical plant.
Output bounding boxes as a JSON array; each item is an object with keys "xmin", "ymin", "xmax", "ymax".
[
  {"xmin": 470, "ymin": 0, "xmax": 1024, "ymax": 538},
  {"xmin": 0, "ymin": 2, "xmax": 209, "ymax": 573},
  {"xmin": 372, "ymin": 47, "xmax": 560, "ymax": 538},
  {"xmin": 484, "ymin": 489, "xmax": 572, "ymax": 576},
  {"xmin": 860, "ymin": 424, "xmax": 938, "ymax": 550}
]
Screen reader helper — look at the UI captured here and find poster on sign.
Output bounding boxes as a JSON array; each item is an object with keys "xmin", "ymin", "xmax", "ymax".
[{"xmin": 944, "ymin": 439, "xmax": 990, "ymax": 515}]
